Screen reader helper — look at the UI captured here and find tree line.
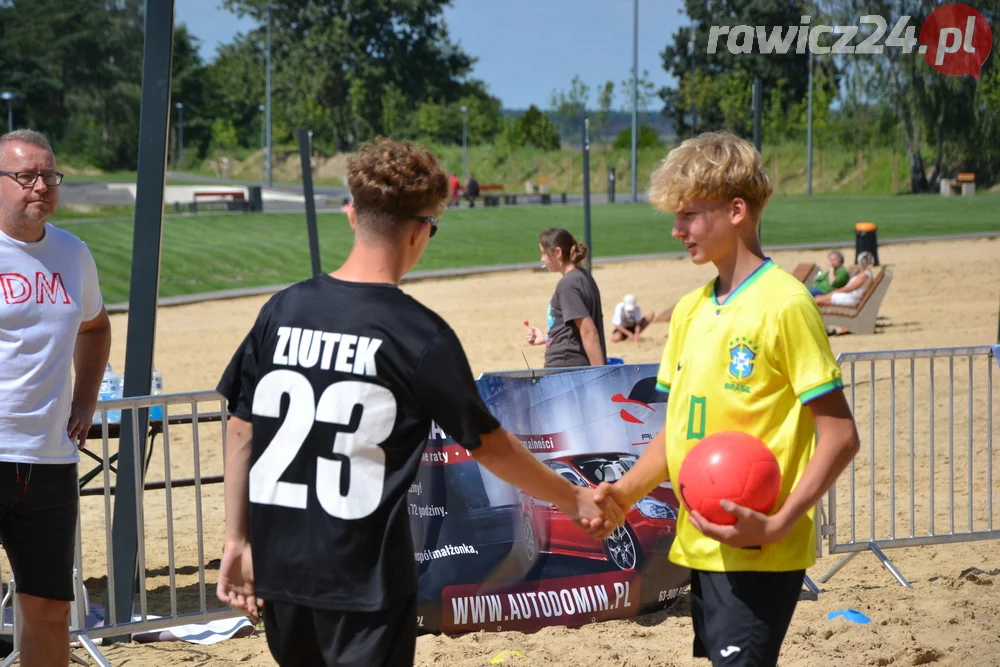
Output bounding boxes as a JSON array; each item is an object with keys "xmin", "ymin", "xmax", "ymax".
[
  {"xmin": 661, "ymin": 0, "xmax": 1000, "ymax": 190},
  {"xmin": 1, "ymin": 0, "xmax": 997, "ymax": 191},
  {"xmin": 0, "ymin": 0, "xmax": 564, "ymax": 170}
]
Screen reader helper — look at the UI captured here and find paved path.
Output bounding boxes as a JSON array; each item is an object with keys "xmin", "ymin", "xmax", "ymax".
[{"xmin": 58, "ymin": 170, "xmax": 647, "ymax": 213}]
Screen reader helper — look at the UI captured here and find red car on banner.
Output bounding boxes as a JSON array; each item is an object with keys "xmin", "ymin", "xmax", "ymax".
[{"xmin": 518, "ymin": 453, "xmax": 679, "ymax": 571}]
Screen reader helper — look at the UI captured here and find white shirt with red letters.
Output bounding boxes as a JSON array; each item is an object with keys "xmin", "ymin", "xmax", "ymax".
[{"xmin": 0, "ymin": 224, "xmax": 104, "ymax": 463}]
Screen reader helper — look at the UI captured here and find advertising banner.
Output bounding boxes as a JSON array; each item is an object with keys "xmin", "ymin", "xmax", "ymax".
[{"xmin": 410, "ymin": 363, "xmax": 690, "ymax": 635}]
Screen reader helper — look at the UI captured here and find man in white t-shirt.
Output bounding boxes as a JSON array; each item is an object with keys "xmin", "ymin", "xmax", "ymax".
[
  {"xmin": 610, "ymin": 293, "xmax": 654, "ymax": 343},
  {"xmin": 0, "ymin": 130, "xmax": 110, "ymax": 666}
]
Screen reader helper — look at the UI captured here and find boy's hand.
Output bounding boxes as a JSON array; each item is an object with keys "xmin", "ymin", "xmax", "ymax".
[
  {"xmin": 587, "ymin": 482, "xmax": 634, "ymax": 541},
  {"xmin": 217, "ymin": 538, "xmax": 262, "ymax": 623},
  {"xmin": 688, "ymin": 500, "xmax": 791, "ymax": 548},
  {"xmin": 565, "ymin": 486, "xmax": 625, "ymax": 540}
]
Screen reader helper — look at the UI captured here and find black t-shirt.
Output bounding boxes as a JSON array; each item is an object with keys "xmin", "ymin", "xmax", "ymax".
[
  {"xmin": 217, "ymin": 274, "xmax": 500, "ymax": 612},
  {"xmin": 544, "ymin": 267, "xmax": 607, "ymax": 368}
]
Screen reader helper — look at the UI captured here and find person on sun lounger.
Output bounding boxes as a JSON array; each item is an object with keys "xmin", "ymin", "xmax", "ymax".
[
  {"xmin": 809, "ymin": 250, "xmax": 851, "ymax": 296},
  {"xmin": 814, "ymin": 252, "xmax": 875, "ymax": 308}
]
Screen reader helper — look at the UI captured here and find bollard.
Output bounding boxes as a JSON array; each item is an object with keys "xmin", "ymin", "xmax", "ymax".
[{"xmin": 248, "ymin": 186, "xmax": 263, "ymax": 212}]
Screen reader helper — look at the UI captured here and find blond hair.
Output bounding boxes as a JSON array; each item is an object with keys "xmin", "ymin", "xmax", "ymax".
[{"xmin": 648, "ymin": 131, "xmax": 773, "ymax": 221}]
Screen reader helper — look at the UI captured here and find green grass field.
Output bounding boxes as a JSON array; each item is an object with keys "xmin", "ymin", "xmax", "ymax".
[
  {"xmin": 58, "ymin": 194, "xmax": 1000, "ymax": 304},
  {"xmin": 50, "ymin": 205, "xmax": 138, "ymax": 222}
]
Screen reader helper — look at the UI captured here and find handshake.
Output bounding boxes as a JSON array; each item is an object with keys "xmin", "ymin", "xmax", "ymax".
[
  {"xmin": 567, "ymin": 481, "xmax": 632, "ymax": 542},
  {"xmin": 567, "ymin": 479, "xmax": 790, "ymax": 549}
]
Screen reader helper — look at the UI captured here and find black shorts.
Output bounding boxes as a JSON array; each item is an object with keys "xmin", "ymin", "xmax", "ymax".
[
  {"xmin": 263, "ymin": 594, "xmax": 417, "ymax": 667},
  {"xmin": 0, "ymin": 462, "xmax": 79, "ymax": 601},
  {"xmin": 613, "ymin": 318, "xmax": 650, "ymax": 335},
  {"xmin": 690, "ymin": 569, "xmax": 805, "ymax": 667}
]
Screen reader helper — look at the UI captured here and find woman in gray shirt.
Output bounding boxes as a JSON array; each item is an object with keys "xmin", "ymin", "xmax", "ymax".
[{"xmin": 525, "ymin": 228, "xmax": 607, "ymax": 367}]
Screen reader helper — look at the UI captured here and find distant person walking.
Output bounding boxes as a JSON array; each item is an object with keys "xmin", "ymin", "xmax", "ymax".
[
  {"xmin": 449, "ymin": 172, "xmax": 461, "ymax": 207},
  {"xmin": 525, "ymin": 228, "xmax": 607, "ymax": 367},
  {"xmin": 465, "ymin": 174, "xmax": 479, "ymax": 207}
]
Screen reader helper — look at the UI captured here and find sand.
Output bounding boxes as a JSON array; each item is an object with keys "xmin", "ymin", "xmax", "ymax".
[{"xmin": 13, "ymin": 236, "xmax": 1000, "ymax": 666}]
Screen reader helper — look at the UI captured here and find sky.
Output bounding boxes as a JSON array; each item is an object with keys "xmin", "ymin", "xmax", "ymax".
[{"xmin": 174, "ymin": 0, "xmax": 691, "ymax": 110}]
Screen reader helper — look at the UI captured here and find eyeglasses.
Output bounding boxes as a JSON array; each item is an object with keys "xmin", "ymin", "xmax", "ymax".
[
  {"xmin": 0, "ymin": 171, "xmax": 64, "ymax": 187},
  {"xmin": 413, "ymin": 215, "xmax": 439, "ymax": 238}
]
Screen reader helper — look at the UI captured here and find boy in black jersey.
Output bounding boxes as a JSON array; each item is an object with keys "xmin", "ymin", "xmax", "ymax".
[{"xmin": 215, "ymin": 138, "xmax": 623, "ymax": 667}]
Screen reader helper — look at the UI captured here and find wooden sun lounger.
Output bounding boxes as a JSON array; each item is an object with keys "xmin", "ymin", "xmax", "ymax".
[
  {"xmin": 817, "ymin": 266, "xmax": 893, "ymax": 335},
  {"xmin": 653, "ymin": 261, "xmax": 853, "ymax": 324},
  {"xmin": 797, "ymin": 263, "xmax": 863, "ymax": 289},
  {"xmin": 792, "ymin": 262, "xmax": 820, "ymax": 286}
]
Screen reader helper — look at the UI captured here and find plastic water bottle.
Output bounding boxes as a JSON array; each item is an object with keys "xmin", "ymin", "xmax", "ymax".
[
  {"xmin": 150, "ymin": 369, "xmax": 164, "ymax": 421},
  {"xmin": 96, "ymin": 363, "xmax": 122, "ymax": 424},
  {"xmin": 120, "ymin": 369, "xmax": 165, "ymax": 421}
]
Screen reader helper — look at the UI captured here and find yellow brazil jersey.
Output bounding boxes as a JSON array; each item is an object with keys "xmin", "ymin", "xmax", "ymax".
[{"xmin": 655, "ymin": 259, "xmax": 843, "ymax": 572}]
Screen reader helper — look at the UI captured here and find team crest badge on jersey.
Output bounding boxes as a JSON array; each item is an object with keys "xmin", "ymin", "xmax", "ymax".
[{"xmin": 728, "ymin": 337, "xmax": 759, "ymax": 381}]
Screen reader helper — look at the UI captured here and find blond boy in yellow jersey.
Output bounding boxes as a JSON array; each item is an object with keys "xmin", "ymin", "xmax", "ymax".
[{"xmin": 592, "ymin": 132, "xmax": 861, "ymax": 667}]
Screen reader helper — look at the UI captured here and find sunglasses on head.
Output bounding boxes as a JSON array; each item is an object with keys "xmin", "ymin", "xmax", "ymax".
[{"xmin": 412, "ymin": 215, "xmax": 439, "ymax": 238}]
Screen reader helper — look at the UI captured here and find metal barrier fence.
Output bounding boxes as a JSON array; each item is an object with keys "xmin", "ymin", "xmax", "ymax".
[
  {"xmin": 818, "ymin": 345, "xmax": 999, "ymax": 588},
  {"xmin": 1, "ymin": 348, "xmax": 993, "ymax": 659},
  {"xmin": 0, "ymin": 391, "xmax": 240, "ymax": 665}
]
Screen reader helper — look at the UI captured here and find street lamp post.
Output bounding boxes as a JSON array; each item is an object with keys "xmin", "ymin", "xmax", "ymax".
[
  {"xmin": 630, "ymin": 0, "xmax": 638, "ymax": 203},
  {"xmin": 806, "ymin": 49, "xmax": 814, "ymax": 196},
  {"xmin": 1, "ymin": 92, "xmax": 21, "ymax": 133},
  {"xmin": 461, "ymin": 105, "xmax": 468, "ymax": 183},
  {"xmin": 175, "ymin": 102, "xmax": 184, "ymax": 169},
  {"xmin": 265, "ymin": 5, "xmax": 273, "ymax": 188},
  {"xmin": 259, "ymin": 104, "xmax": 266, "ymax": 184},
  {"xmin": 688, "ymin": 33, "xmax": 696, "ymax": 138}
]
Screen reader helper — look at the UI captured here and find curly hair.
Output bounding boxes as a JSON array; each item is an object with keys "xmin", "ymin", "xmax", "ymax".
[
  {"xmin": 347, "ymin": 138, "xmax": 449, "ymax": 240},
  {"xmin": 648, "ymin": 131, "xmax": 773, "ymax": 221}
]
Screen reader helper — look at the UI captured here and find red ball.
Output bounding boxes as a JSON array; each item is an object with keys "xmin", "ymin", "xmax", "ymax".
[{"xmin": 676, "ymin": 431, "xmax": 782, "ymax": 526}]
